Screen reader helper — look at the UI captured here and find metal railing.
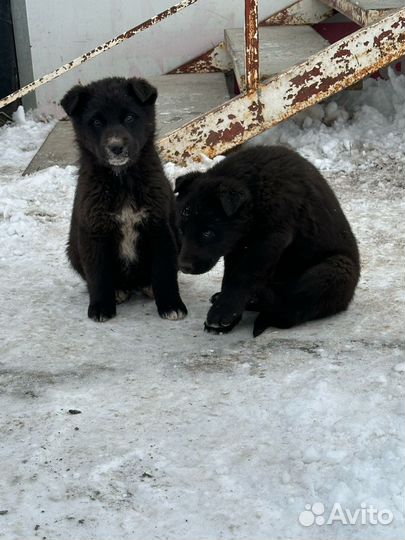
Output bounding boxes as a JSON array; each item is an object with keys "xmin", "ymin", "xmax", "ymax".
[
  {"xmin": 245, "ymin": 0, "xmax": 259, "ymax": 91},
  {"xmin": 0, "ymin": 0, "xmax": 260, "ymax": 110}
]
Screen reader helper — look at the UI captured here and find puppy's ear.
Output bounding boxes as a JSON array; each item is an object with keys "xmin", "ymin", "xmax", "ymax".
[
  {"xmin": 174, "ymin": 172, "xmax": 201, "ymax": 195},
  {"xmin": 128, "ymin": 78, "xmax": 157, "ymax": 105},
  {"xmin": 60, "ymin": 85, "xmax": 90, "ymax": 117},
  {"xmin": 219, "ymin": 185, "xmax": 250, "ymax": 216}
]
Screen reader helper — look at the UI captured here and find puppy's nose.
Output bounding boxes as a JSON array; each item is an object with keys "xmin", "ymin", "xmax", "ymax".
[
  {"xmin": 109, "ymin": 143, "xmax": 125, "ymax": 156},
  {"xmin": 180, "ymin": 262, "xmax": 194, "ymax": 274}
]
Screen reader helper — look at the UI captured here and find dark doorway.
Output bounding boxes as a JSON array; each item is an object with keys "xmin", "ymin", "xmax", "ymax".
[{"xmin": 0, "ymin": 0, "xmax": 20, "ymax": 118}]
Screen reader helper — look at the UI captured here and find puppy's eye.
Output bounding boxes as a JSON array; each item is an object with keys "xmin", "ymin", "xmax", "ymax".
[
  {"xmin": 202, "ymin": 230, "xmax": 215, "ymax": 241},
  {"xmin": 91, "ymin": 118, "xmax": 103, "ymax": 128},
  {"xmin": 124, "ymin": 114, "xmax": 137, "ymax": 124}
]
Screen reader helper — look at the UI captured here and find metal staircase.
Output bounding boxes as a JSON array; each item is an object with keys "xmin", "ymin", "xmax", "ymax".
[
  {"xmin": 158, "ymin": 0, "xmax": 405, "ymax": 164},
  {"xmin": 9, "ymin": 0, "xmax": 404, "ymax": 173}
]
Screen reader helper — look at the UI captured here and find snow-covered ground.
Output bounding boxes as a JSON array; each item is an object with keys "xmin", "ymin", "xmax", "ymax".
[{"xmin": 0, "ymin": 72, "xmax": 404, "ymax": 540}]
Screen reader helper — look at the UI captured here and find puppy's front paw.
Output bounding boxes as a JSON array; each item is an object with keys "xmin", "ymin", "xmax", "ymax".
[
  {"xmin": 115, "ymin": 289, "xmax": 131, "ymax": 304},
  {"xmin": 88, "ymin": 301, "xmax": 116, "ymax": 322},
  {"xmin": 204, "ymin": 304, "xmax": 242, "ymax": 334},
  {"xmin": 204, "ymin": 318, "xmax": 241, "ymax": 334},
  {"xmin": 210, "ymin": 291, "xmax": 221, "ymax": 304},
  {"xmin": 159, "ymin": 300, "xmax": 188, "ymax": 321},
  {"xmin": 141, "ymin": 285, "xmax": 154, "ymax": 299}
]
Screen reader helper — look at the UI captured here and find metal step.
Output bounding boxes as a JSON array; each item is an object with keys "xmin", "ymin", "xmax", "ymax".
[
  {"xmin": 24, "ymin": 73, "xmax": 230, "ymax": 174},
  {"xmin": 319, "ymin": 0, "xmax": 403, "ymax": 26},
  {"xmin": 224, "ymin": 26, "xmax": 329, "ymax": 91}
]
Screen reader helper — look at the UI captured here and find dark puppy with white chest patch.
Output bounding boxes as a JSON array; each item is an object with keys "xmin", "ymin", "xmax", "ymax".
[
  {"xmin": 175, "ymin": 146, "xmax": 360, "ymax": 337},
  {"xmin": 61, "ymin": 77, "xmax": 187, "ymax": 322}
]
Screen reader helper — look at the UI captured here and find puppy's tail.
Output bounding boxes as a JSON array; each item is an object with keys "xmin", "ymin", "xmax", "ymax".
[
  {"xmin": 253, "ymin": 313, "xmax": 272, "ymax": 337},
  {"xmin": 253, "ymin": 309, "xmax": 298, "ymax": 337}
]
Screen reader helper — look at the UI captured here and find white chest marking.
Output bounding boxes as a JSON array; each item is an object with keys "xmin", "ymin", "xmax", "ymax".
[{"xmin": 116, "ymin": 204, "xmax": 148, "ymax": 263}]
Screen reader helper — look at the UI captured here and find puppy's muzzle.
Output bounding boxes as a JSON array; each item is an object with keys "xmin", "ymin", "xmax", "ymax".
[
  {"xmin": 105, "ymin": 137, "xmax": 129, "ymax": 166},
  {"xmin": 179, "ymin": 257, "xmax": 216, "ymax": 275},
  {"xmin": 179, "ymin": 261, "xmax": 195, "ymax": 274}
]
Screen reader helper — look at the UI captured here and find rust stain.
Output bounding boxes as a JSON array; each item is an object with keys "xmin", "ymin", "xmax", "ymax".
[
  {"xmin": 206, "ymin": 122, "xmax": 245, "ymax": 147},
  {"xmin": 391, "ymin": 18, "xmax": 405, "ymax": 29},
  {"xmin": 333, "ymin": 48, "xmax": 351, "ymax": 59},
  {"xmin": 291, "ymin": 68, "xmax": 356, "ymax": 106},
  {"xmin": 169, "ymin": 49, "xmax": 221, "ymax": 74},
  {"xmin": 374, "ymin": 30, "xmax": 394, "ymax": 48},
  {"xmin": 248, "ymin": 98, "xmax": 264, "ymax": 123},
  {"xmin": 290, "ymin": 65, "xmax": 322, "ymax": 87}
]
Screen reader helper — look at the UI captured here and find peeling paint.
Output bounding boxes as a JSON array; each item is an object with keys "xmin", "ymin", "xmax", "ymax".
[
  {"xmin": 374, "ymin": 30, "xmax": 394, "ymax": 48},
  {"xmin": 333, "ymin": 48, "xmax": 351, "ymax": 59},
  {"xmin": 290, "ymin": 65, "xmax": 322, "ymax": 87},
  {"xmin": 290, "ymin": 68, "xmax": 356, "ymax": 105},
  {"xmin": 206, "ymin": 122, "xmax": 245, "ymax": 146}
]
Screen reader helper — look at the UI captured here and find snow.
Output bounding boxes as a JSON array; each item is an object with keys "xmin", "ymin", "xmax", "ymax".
[
  {"xmin": 0, "ymin": 71, "xmax": 404, "ymax": 540},
  {"xmin": 249, "ymin": 69, "xmax": 405, "ymax": 175},
  {"xmin": 11, "ymin": 106, "xmax": 26, "ymax": 126}
]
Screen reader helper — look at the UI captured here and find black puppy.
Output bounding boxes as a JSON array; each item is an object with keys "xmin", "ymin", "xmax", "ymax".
[
  {"xmin": 61, "ymin": 77, "xmax": 187, "ymax": 322},
  {"xmin": 175, "ymin": 145, "xmax": 359, "ymax": 336}
]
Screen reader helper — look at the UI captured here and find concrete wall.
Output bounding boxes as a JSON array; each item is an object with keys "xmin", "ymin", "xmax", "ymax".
[{"xmin": 10, "ymin": 0, "xmax": 296, "ymax": 113}]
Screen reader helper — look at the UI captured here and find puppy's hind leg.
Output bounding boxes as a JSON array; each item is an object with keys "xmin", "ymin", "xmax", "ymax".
[{"xmin": 253, "ymin": 255, "xmax": 359, "ymax": 337}]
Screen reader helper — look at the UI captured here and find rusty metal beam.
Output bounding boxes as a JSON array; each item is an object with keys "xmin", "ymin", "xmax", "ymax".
[
  {"xmin": 158, "ymin": 8, "xmax": 405, "ymax": 163},
  {"xmin": 245, "ymin": 0, "xmax": 260, "ymax": 91},
  {"xmin": 320, "ymin": 0, "xmax": 398, "ymax": 26},
  {"xmin": 0, "ymin": 0, "xmax": 199, "ymax": 110}
]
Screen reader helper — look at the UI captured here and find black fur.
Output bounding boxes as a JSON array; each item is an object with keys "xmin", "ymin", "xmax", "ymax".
[
  {"xmin": 175, "ymin": 145, "xmax": 360, "ymax": 336},
  {"xmin": 61, "ymin": 77, "xmax": 187, "ymax": 322}
]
